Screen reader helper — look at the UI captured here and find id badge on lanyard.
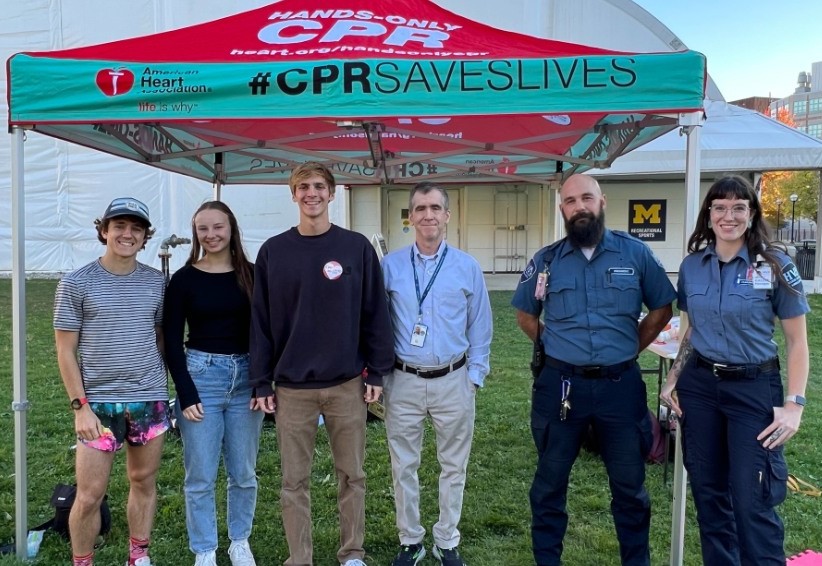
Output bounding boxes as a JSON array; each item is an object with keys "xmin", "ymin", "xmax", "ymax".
[
  {"xmin": 535, "ymin": 270, "xmax": 548, "ymax": 301},
  {"xmin": 410, "ymin": 323, "xmax": 428, "ymax": 347},
  {"xmin": 410, "ymin": 245, "xmax": 448, "ymax": 347}
]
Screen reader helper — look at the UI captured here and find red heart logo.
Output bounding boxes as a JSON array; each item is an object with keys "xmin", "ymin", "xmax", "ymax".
[
  {"xmin": 498, "ymin": 157, "xmax": 517, "ymax": 175},
  {"xmin": 95, "ymin": 68, "xmax": 135, "ymax": 97}
]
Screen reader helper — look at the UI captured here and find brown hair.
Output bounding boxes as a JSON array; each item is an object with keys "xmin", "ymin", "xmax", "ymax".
[
  {"xmin": 94, "ymin": 216, "xmax": 155, "ymax": 250},
  {"xmin": 688, "ymin": 175, "xmax": 797, "ymax": 293},
  {"xmin": 187, "ymin": 201, "xmax": 254, "ymax": 300},
  {"xmin": 289, "ymin": 162, "xmax": 336, "ymax": 196}
]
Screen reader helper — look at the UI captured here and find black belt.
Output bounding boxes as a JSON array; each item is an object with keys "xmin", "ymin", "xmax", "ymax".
[
  {"xmin": 545, "ymin": 356, "xmax": 637, "ymax": 379},
  {"xmin": 394, "ymin": 355, "xmax": 467, "ymax": 379},
  {"xmin": 695, "ymin": 353, "xmax": 780, "ymax": 379}
]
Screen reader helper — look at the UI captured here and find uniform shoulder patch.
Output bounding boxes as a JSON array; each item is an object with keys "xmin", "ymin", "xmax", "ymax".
[
  {"xmin": 782, "ymin": 263, "xmax": 802, "ymax": 288},
  {"xmin": 520, "ymin": 259, "xmax": 537, "ymax": 283}
]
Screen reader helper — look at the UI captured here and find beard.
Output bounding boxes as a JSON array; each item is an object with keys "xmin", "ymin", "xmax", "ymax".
[{"xmin": 565, "ymin": 209, "xmax": 606, "ymax": 248}]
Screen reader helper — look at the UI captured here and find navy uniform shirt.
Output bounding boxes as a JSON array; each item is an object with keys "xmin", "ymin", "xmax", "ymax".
[
  {"xmin": 512, "ymin": 229, "xmax": 675, "ymax": 366},
  {"xmin": 678, "ymin": 244, "xmax": 810, "ymax": 364}
]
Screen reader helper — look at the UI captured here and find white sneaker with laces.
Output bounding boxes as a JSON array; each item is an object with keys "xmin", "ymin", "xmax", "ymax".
[
  {"xmin": 228, "ymin": 539, "xmax": 257, "ymax": 566},
  {"xmin": 126, "ymin": 558, "xmax": 153, "ymax": 566},
  {"xmin": 341, "ymin": 559, "xmax": 367, "ymax": 566},
  {"xmin": 194, "ymin": 550, "xmax": 217, "ymax": 566}
]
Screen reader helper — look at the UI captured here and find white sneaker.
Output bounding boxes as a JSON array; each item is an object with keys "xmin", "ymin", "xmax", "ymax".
[
  {"xmin": 342, "ymin": 559, "xmax": 367, "ymax": 566},
  {"xmin": 228, "ymin": 539, "xmax": 257, "ymax": 566},
  {"xmin": 126, "ymin": 558, "xmax": 153, "ymax": 566},
  {"xmin": 194, "ymin": 550, "xmax": 217, "ymax": 566}
]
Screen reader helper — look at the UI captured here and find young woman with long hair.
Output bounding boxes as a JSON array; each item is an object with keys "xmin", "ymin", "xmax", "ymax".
[{"xmin": 163, "ymin": 201, "xmax": 262, "ymax": 566}]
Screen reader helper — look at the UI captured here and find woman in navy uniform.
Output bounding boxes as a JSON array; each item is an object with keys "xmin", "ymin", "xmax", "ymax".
[{"xmin": 661, "ymin": 175, "xmax": 809, "ymax": 565}]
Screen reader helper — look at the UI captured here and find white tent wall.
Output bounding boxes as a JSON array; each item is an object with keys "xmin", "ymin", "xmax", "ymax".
[
  {"xmin": 1, "ymin": 0, "xmax": 726, "ymax": 277},
  {"xmin": 9, "ymin": 0, "xmax": 809, "ymax": 277},
  {"xmin": 599, "ymin": 100, "xmax": 822, "ymax": 176},
  {"xmin": 3, "ymin": 1, "xmax": 709, "ymax": 562},
  {"xmin": 0, "ymin": 0, "xmax": 346, "ymax": 275},
  {"xmin": 8, "ymin": 1, "xmax": 820, "ymax": 278}
]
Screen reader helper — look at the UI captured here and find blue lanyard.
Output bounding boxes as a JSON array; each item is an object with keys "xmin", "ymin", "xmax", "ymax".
[{"xmin": 411, "ymin": 244, "xmax": 448, "ymax": 319}]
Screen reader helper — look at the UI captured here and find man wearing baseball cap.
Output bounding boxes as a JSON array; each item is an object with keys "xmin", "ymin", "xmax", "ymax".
[
  {"xmin": 101, "ymin": 197, "xmax": 152, "ymax": 228},
  {"xmin": 54, "ymin": 197, "xmax": 168, "ymax": 566}
]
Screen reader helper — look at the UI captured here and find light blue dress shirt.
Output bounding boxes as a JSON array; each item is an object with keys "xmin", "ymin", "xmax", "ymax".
[{"xmin": 383, "ymin": 240, "xmax": 493, "ymax": 387}]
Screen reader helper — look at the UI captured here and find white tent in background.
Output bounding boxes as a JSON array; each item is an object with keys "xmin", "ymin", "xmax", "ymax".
[
  {"xmin": 591, "ymin": 99, "xmax": 822, "ymax": 294},
  {"xmin": 597, "ymin": 99, "xmax": 822, "ymax": 175},
  {"xmin": 6, "ymin": 2, "xmax": 822, "ymax": 565},
  {"xmin": 6, "ymin": 0, "xmax": 707, "ymax": 561}
]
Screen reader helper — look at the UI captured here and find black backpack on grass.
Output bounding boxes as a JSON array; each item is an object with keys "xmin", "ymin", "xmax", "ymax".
[{"xmin": 36, "ymin": 484, "xmax": 111, "ymax": 539}]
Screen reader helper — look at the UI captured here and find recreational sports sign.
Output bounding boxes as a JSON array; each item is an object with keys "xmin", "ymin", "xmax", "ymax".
[{"xmin": 629, "ymin": 199, "xmax": 667, "ymax": 241}]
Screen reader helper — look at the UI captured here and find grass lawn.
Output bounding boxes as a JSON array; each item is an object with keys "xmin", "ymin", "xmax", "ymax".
[{"xmin": 1, "ymin": 280, "xmax": 820, "ymax": 565}]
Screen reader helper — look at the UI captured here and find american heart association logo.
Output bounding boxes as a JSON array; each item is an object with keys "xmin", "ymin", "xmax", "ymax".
[
  {"xmin": 95, "ymin": 68, "xmax": 135, "ymax": 96},
  {"xmin": 497, "ymin": 157, "xmax": 517, "ymax": 175}
]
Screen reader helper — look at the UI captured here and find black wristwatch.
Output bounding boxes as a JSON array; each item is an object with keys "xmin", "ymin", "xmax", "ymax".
[
  {"xmin": 70, "ymin": 397, "xmax": 88, "ymax": 410},
  {"xmin": 785, "ymin": 395, "xmax": 806, "ymax": 407}
]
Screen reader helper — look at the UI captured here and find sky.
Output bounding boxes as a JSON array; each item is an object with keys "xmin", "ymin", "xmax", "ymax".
[{"xmin": 633, "ymin": 0, "xmax": 822, "ymax": 101}]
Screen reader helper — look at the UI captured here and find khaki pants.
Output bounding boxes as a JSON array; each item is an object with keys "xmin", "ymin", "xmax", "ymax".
[
  {"xmin": 384, "ymin": 366, "xmax": 476, "ymax": 549},
  {"xmin": 275, "ymin": 377, "xmax": 367, "ymax": 565}
]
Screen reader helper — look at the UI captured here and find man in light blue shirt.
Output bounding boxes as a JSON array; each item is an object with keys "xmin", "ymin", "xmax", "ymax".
[{"xmin": 382, "ymin": 182, "xmax": 493, "ymax": 566}]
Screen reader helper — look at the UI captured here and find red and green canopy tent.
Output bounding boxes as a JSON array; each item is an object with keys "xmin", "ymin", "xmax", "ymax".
[
  {"xmin": 8, "ymin": 0, "xmax": 706, "ymax": 186},
  {"xmin": 6, "ymin": 0, "xmax": 706, "ymax": 558}
]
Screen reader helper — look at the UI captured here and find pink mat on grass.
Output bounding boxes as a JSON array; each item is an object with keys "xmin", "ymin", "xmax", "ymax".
[{"xmin": 788, "ymin": 550, "xmax": 822, "ymax": 564}]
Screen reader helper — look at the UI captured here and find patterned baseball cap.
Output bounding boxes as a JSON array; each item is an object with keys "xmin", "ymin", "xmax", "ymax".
[{"xmin": 102, "ymin": 197, "xmax": 151, "ymax": 226}]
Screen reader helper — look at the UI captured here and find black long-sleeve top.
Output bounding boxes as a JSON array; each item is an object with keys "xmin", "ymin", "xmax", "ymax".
[
  {"xmin": 163, "ymin": 264, "xmax": 252, "ymax": 409},
  {"xmin": 249, "ymin": 225, "xmax": 395, "ymax": 396}
]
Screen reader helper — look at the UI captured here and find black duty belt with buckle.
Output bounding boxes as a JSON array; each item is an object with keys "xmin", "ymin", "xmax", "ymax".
[
  {"xmin": 695, "ymin": 353, "xmax": 780, "ymax": 379},
  {"xmin": 394, "ymin": 355, "xmax": 467, "ymax": 379},
  {"xmin": 545, "ymin": 356, "xmax": 637, "ymax": 379}
]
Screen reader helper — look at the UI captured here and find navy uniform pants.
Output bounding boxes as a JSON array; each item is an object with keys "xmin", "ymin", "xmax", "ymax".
[
  {"xmin": 677, "ymin": 357, "xmax": 788, "ymax": 566},
  {"xmin": 530, "ymin": 362, "xmax": 652, "ymax": 566}
]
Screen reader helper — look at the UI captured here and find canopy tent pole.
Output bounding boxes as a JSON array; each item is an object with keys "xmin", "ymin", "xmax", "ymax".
[
  {"xmin": 11, "ymin": 126, "xmax": 29, "ymax": 561},
  {"xmin": 212, "ymin": 152, "xmax": 224, "ymax": 201},
  {"xmin": 815, "ymin": 171, "xmax": 822, "ymax": 292},
  {"xmin": 681, "ymin": 111, "xmax": 704, "ymax": 231},
  {"xmin": 669, "ymin": 110, "xmax": 703, "ymax": 566}
]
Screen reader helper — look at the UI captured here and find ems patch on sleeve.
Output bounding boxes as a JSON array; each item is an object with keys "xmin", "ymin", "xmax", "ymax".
[
  {"xmin": 520, "ymin": 259, "xmax": 537, "ymax": 283},
  {"xmin": 783, "ymin": 263, "xmax": 802, "ymax": 288}
]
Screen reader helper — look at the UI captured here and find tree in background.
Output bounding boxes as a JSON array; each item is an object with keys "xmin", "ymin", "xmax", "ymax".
[{"xmin": 759, "ymin": 108, "xmax": 820, "ymax": 241}]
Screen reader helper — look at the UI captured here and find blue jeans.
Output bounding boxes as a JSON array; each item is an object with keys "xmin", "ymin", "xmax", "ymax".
[{"xmin": 176, "ymin": 349, "xmax": 264, "ymax": 554}]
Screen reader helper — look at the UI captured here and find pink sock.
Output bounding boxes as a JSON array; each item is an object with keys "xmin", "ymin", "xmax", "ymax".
[
  {"xmin": 73, "ymin": 551, "xmax": 94, "ymax": 566},
  {"xmin": 128, "ymin": 536, "xmax": 149, "ymax": 565}
]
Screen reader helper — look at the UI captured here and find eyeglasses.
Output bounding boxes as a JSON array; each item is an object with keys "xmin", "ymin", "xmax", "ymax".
[{"xmin": 710, "ymin": 204, "xmax": 750, "ymax": 217}]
